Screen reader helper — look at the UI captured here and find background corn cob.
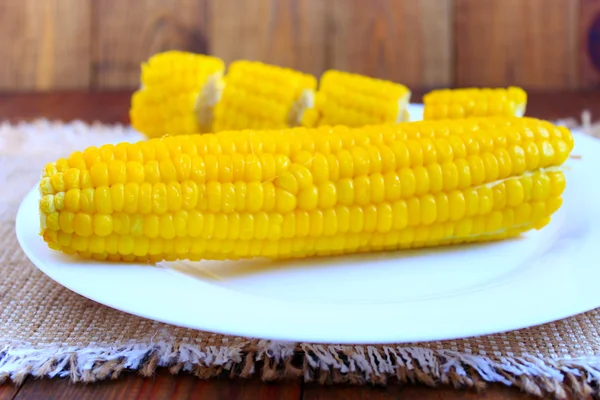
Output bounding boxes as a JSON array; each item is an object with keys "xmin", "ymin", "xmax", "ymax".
[
  {"xmin": 129, "ymin": 51, "xmax": 225, "ymax": 138},
  {"xmin": 39, "ymin": 116, "xmax": 573, "ymax": 263},
  {"xmin": 210, "ymin": 60, "xmax": 317, "ymax": 132},
  {"xmin": 423, "ymin": 87, "xmax": 527, "ymax": 120},
  {"xmin": 301, "ymin": 70, "xmax": 411, "ymax": 128}
]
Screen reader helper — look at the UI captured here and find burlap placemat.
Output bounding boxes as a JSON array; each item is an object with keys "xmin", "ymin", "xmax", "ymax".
[{"xmin": 1, "ymin": 117, "xmax": 599, "ymax": 399}]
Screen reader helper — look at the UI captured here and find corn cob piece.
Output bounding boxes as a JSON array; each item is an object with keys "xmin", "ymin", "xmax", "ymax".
[
  {"xmin": 129, "ymin": 51, "xmax": 225, "ymax": 138},
  {"xmin": 39, "ymin": 116, "xmax": 573, "ymax": 263},
  {"xmin": 209, "ymin": 60, "xmax": 317, "ymax": 132},
  {"xmin": 302, "ymin": 70, "xmax": 411, "ymax": 128},
  {"xmin": 423, "ymin": 87, "xmax": 527, "ymax": 120}
]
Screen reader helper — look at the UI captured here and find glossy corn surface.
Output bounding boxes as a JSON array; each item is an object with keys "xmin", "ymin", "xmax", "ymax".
[
  {"xmin": 302, "ymin": 70, "xmax": 411, "ymax": 128},
  {"xmin": 130, "ymin": 51, "xmax": 225, "ymax": 138},
  {"xmin": 423, "ymin": 87, "xmax": 527, "ymax": 120},
  {"xmin": 39, "ymin": 117, "xmax": 572, "ymax": 262},
  {"xmin": 211, "ymin": 61, "xmax": 317, "ymax": 132}
]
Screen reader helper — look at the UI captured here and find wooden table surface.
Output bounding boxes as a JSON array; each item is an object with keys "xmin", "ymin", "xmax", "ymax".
[{"xmin": 1, "ymin": 90, "xmax": 599, "ymax": 400}]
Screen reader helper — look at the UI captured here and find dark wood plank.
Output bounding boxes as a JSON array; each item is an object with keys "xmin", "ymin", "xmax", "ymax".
[
  {"xmin": 1, "ymin": 91, "xmax": 600, "ymax": 127},
  {"xmin": 455, "ymin": 0, "xmax": 579, "ymax": 90},
  {"xmin": 13, "ymin": 370, "xmax": 301, "ymax": 400},
  {"xmin": 91, "ymin": 0, "xmax": 209, "ymax": 89},
  {"xmin": 0, "ymin": 383, "xmax": 21, "ymax": 400},
  {"xmin": 0, "ymin": 0, "xmax": 91, "ymax": 91},
  {"xmin": 0, "ymin": 91, "xmax": 134, "ymax": 125},
  {"xmin": 12, "ymin": 373, "xmax": 595, "ymax": 400},
  {"xmin": 210, "ymin": 0, "xmax": 327, "ymax": 77},
  {"xmin": 580, "ymin": 0, "xmax": 600, "ymax": 88},
  {"xmin": 327, "ymin": 0, "xmax": 452, "ymax": 89},
  {"xmin": 302, "ymin": 383, "xmax": 590, "ymax": 400},
  {"xmin": 0, "ymin": 1, "xmax": 598, "ymax": 91}
]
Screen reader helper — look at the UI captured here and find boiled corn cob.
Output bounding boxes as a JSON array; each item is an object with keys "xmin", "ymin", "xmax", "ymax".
[
  {"xmin": 130, "ymin": 51, "xmax": 225, "ymax": 137},
  {"xmin": 423, "ymin": 87, "xmax": 527, "ymax": 120},
  {"xmin": 39, "ymin": 117, "xmax": 573, "ymax": 263},
  {"xmin": 210, "ymin": 60, "xmax": 317, "ymax": 132},
  {"xmin": 302, "ymin": 70, "xmax": 411, "ymax": 128}
]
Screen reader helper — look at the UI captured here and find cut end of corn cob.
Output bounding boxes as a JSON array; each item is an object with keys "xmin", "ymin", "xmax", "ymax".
[
  {"xmin": 39, "ymin": 116, "xmax": 573, "ymax": 263},
  {"xmin": 130, "ymin": 51, "xmax": 225, "ymax": 138},
  {"xmin": 302, "ymin": 70, "xmax": 411, "ymax": 128},
  {"xmin": 423, "ymin": 86, "xmax": 527, "ymax": 120},
  {"xmin": 194, "ymin": 71, "xmax": 226, "ymax": 132},
  {"xmin": 288, "ymin": 89, "xmax": 316, "ymax": 127},
  {"xmin": 211, "ymin": 60, "xmax": 317, "ymax": 132}
]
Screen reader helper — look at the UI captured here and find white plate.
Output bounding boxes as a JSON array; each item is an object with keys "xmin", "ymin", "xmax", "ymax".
[{"xmin": 15, "ymin": 105, "xmax": 600, "ymax": 344}]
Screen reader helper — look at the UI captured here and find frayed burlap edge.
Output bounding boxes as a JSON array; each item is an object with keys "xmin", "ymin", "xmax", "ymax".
[
  {"xmin": 1, "ymin": 339, "xmax": 600, "ymax": 398},
  {"xmin": 555, "ymin": 109, "xmax": 600, "ymax": 138},
  {"xmin": 1, "ymin": 112, "xmax": 599, "ymax": 399}
]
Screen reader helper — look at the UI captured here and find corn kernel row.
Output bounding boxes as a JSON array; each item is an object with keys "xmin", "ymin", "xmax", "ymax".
[
  {"xmin": 45, "ymin": 118, "xmax": 571, "ymax": 176},
  {"xmin": 43, "ymin": 194, "xmax": 558, "ymax": 262},
  {"xmin": 40, "ymin": 168, "xmax": 564, "ymax": 245}
]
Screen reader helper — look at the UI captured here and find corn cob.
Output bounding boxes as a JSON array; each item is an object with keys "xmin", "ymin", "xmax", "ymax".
[
  {"xmin": 301, "ymin": 70, "xmax": 411, "ymax": 128},
  {"xmin": 423, "ymin": 87, "xmax": 527, "ymax": 120},
  {"xmin": 129, "ymin": 51, "xmax": 225, "ymax": 137},
  {"xmin": 39, "ymin": 117, "xmax": 573, "ymax": 263},
  {"xmin": 210, "ymin": 60, "xmax": 317, "ymax": 132}
]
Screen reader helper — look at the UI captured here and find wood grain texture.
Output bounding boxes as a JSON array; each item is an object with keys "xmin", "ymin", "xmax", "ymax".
[
  {"xmin": 304, "ymin": 384, "xmax": 533, "ymax": 400},
  {"xmin": 327, "ymin": 0, "xmax": 452, "ymax": 88},
  {"xmin": 6, "ymin": 373, "xmax": 594, "ymax": 400},
  {"xmin": 0, "ymin": 0, "xmax": 91, "ymax": 91},
  {"xmin": 210, "ymin": 0, "xmax": 327, "ymax": 77},
  {"xmin": 0, "ymin": 0, "xmax": 600, "ymax": 91},
  {"xmin": 91, "ymin": 0, "xmax": 209, "ymax": 89},
  {"xmin": 0, "ymin": 383, "xmax": 21, "ymax": 400},
  {"xmin": 2, "ymin": 91, "xmax": 600, "ymax": 125},
  {"xmin": 455, "ymin": 0, "xmax": 579, "ymax": 89},
  {"xmin": 1, "ymin": 0, "xmax": 599, "ymax": 90},
  {"xmin": 302, "ymin": 383, "xmax": 589, "ymax": 400},
  {"xmin": 580, "ymin": 0, "xmax": 600, "ymax": 87},
  {"xmin": 12, "ymin": 371, "xmax": 301, "ymax": 400},
  {"xmin": 0, "ymin": 92, "xmax": 133, "ymax": 124}
]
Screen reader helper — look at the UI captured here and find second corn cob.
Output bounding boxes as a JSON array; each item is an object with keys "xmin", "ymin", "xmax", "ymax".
[
  {"xmin": 39, "ymin": 116, "xmax": 573, "ymax": 263},
  {"xmin": 209, "ymin": 60, "xmax": 318, "ymax": 132}
]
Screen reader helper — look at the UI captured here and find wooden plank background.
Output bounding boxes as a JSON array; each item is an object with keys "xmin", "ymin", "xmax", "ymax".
[{"xmin": 0, "ymin": 0, "xmax": 599, "ymax": 91}]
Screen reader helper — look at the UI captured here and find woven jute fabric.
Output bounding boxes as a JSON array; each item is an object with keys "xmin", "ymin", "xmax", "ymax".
[{"xmin": 1, "ymin": 118, "xmax": 599, "ymax": 399}]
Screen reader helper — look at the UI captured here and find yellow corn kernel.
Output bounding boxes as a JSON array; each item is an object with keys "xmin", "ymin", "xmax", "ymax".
[
  {"xmin": 304, "ymin": 70, "xmax": 411, "ymax": 128},
  {"xmin": 130, "ymin": 51, "xmax": 226, "ymax": 138},
  {"xmin": 212, "ymin": 60, "xmax": 317, "ymax": 133},
  {"xmin": 424, "ymin": 87, "xmax": 527, "ymax": 120},
  {"xmin": 39, "ymin": 117, "xmax": 572, "ymax": 262}
]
